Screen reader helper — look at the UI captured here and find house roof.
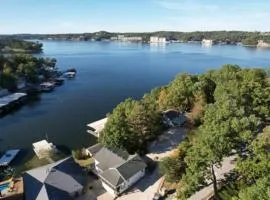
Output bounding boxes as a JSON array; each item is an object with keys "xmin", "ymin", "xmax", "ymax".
[
  {"xmin": 23, "ymin": 157, "xmax": 86, "ymax": 200},
  {"xmin": 90, "ymin": 144, "xmax": 146, "ymax": 188},
  {"xmin": 88, "ymin": 143, "xmax": 103, "ymax": 156},
  {"xmin": 163, "ymin": 109, "xmax": 179, "ymax": 119},
  {"xmin": 116, "ymin": 155, "xmax": 147, "ymax": 180},
  {"xmin": 94, "ymin": 147, "xmax": 126, "ymax": 171},
  {"xmin": 100, "ymin": 168, "xmax": 124, "ymax": 188}
]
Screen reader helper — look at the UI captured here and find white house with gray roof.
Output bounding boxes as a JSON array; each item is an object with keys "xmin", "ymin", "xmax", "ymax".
[{"xmin": 87, "ymin": 144, "xmax": 147, "ymax": 196}]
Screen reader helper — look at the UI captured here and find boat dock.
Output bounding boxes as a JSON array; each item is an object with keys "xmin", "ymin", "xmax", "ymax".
[
  {"xmin": 0, "ymin": 93, "xmax": 27, "ymax": 114},
  {"xmin": 32, "ymin": 140, "xmax": 57, "ymax": 161},
  {"xmin": 87, "ymin": 117, "xmax": 108, "ymax": 137},
  {"xmin": 0, "ymin": 149, "xmax": 20, "ymax": 166}
]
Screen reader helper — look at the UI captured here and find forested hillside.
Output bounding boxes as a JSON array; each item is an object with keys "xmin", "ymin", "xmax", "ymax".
[{"xmin": 100, "ymin": 65, "xmax": 270, "ymax": 199}]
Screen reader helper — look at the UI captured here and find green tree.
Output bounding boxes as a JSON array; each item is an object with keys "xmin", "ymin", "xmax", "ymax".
[{"xmin": 158, "ymin": 74, "xmax": 198, "ymax": 111}]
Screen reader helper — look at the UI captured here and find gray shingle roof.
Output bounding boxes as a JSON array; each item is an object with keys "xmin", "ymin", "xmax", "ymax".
[
  {"xmin": 90, "ymin": 144, "xmax": 146, "ymax": 187},
  {"xmin": 88, "ymin": 143, "xmax": 103, "ymax": 156},
  {"xmin": 94, "ymin": 147, "xmax": 126, "ymax": 171},
  {"xmin": 100, "ymin": 168, "xmax": 124, "ymax": 188},
  {"xmin": 116, "ymin": 155, "xmax": 147, "ymax": 180}
]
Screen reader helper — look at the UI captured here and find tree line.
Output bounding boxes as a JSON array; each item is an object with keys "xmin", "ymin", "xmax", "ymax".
[
  {"xmin": 0, "ymin": 54, "xmax": 56, "ymax": 91},
  {"xmin": 0, "ymin": 38, "xmax": 42, "ymax": 53},
  {"xmin": 9, "ymin": 31, "xmax": 270, "ymax": 45},
  {"xmin": 160, "ymin": 66, "xmax": 270, "ymax": 199}
]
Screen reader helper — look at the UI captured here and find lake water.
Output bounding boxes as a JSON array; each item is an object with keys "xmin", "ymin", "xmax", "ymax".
[{"xmin": 1, "ymin": 41, "xmax": 270, "ymax": 164}]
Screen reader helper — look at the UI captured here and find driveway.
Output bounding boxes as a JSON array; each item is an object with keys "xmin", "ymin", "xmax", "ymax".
[
  {"xmin": 77, "ymin": 173, "xmax": 114, "ymax": 200},
  {"xmin": 148, "ymin": 127, "xmax": 187, "ymax": 160},
  {"xmin": 188, "ymin": 155, "xmax": 237, "ymax": 200}
]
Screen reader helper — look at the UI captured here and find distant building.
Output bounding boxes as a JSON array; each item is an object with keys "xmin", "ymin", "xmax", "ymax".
[
  {"xmin": 257, "ymin": 40, "xmax": 270, "ymax": 48},
  {"xmin": 201, "ymin": 39, "xmax": 213, "ymax": 46},
  {"xmin": 110, "ymin": 37, "xmax": 118, "ymax": 40},
  {"xmin": 87, "ymin": 144, "xmax": 147, "ymax": 197},
  {"xmin": 117, "ymin": 35, "xmax": 125, "ymax": 40},
  {"xmin": 150, "ymin": 36, "xmax": 166, "ymax": 43},
  {"xmin": 116, "ymin": 35, "xmax": 142, "ymax": 42},
  {"xmin": 260, "ymin": 32, "xmax": 270, "ymax": 36},
  {"xmin": 122, "ymin": 36, "xmax": 142, "ymax": 42}
]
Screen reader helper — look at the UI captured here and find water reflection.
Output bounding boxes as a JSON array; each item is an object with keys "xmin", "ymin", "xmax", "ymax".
[{"xmin": 150, "ymin": 43, "xmax": 166, "ymax": 52}]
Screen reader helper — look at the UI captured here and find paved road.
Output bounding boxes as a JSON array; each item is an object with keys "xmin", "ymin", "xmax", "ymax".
[{"xmin": 188, "ymin": 156, "xmax": 237, "ymax": 200}]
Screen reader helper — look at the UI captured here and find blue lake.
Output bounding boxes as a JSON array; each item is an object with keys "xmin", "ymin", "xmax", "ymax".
[{"xmin": 0, "ymin": 41, "xmax": 270, "ymax": 161}]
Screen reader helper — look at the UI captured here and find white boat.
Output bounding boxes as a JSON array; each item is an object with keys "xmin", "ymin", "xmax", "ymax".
[
  {"xmin": 40, "ymin": 82, "xmax": 55, "ymax": 92},
  {"xmin": 0, "ymin": 149, "xmax": 20, "ymax": 166},
  {"xmin": 63, "ymin": 71, "xmax": 76, "ymax": 78},
  {"xmin": 33, "ymin": 140, "xmax": 57, "ymax": 159}
]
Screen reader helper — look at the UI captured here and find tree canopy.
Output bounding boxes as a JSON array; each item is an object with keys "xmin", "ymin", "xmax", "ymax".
[
  {"xmin": 0, "ymin": 38, "xmax": 42, "ymax": 53},
  {"xmin": 153, "ymin": 65, "xmax": 270, "ymax": 199},
  {"xmin": 0, "ymin": 54, "xmax": 57, "ymax": 90}
]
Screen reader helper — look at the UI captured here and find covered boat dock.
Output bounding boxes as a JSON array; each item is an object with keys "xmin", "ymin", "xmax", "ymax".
[
  {"xmin": 87, "ymin": 117, "xmax": 108, "ymax": 137},
  {"xmin": 0, "ymin": 93, "xmax": 27, "ymax": 113}
]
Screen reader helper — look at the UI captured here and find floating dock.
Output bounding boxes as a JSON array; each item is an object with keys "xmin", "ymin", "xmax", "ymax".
[
  {"xmin": 0, "ymin": 149, "xmax": 20, "ymax": 166},
  {"xmin": 87, "ymin": 117, "xmax": 108, "ymax": 137}
]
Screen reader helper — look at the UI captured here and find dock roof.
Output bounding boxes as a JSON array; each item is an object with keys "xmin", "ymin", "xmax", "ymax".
[
  {"xmin": 0, "ymin": 149, "xmax": 20, "ymax": 166},
  {"xmin": 0, "ymin": 93, "xmax": 27, "ymax": 108},
  {"xmin": 87, "ymin": 117, "xmax": 108, "ymax": 133}
]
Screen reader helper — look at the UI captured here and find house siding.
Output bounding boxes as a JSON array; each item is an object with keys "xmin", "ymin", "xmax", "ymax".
[{"xmin": 101, "ymin": 169, "xmax": 145, "ymax": 196}]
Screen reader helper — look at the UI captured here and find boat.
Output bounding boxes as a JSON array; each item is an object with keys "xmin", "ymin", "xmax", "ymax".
[
  {"xmin": 0, "ymin": 149, "xmax": 20, "ymax": 166},
  {"xmin": 39, "ymin": 82, "xmax": 55, "ymax": 92},
  {"xmin": 63, "ymin": 72, "xmax": 76, "ymax": 78},
  {"xmin": 63, "ymin": 68, "xmax": 77, "ymax": 78},
  {"xmin": 32, "ymin": 140, "xmax": 58, "ymax": 159}
]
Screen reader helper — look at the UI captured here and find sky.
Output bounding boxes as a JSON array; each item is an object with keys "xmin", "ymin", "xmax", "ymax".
[{"xmin": 1, "ymin": 0, "xmax": 270, "ymax": 34}]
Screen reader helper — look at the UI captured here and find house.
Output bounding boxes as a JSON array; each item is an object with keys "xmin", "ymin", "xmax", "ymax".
[
  {"xmin": 163, "ymin": 109, "xmax": 187, "ymax": 127},
  {"xmin": 87, "ymin": 144, "xmax": 147, "ymax": 196},
  {"xmin": 23, "ymin": 157, "xmax": 86, "ymax": 200}
]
